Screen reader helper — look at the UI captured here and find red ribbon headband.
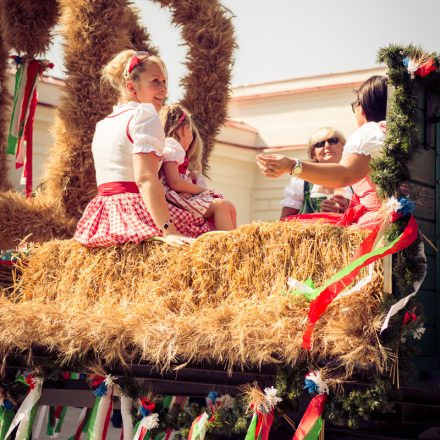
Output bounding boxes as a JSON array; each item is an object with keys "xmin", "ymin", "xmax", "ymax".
[
  {"xmin": 127, "ymin": 51, "xmax": 151, "ymax": 74},
  {"xmin": 177, "ymin": 112, "xmax": 187, "ymax": 126}
]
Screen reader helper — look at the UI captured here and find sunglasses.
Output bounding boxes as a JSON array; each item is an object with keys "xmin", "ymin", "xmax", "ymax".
[
  {"xmin": 313, "ymin": 137, "xmax": 340, "ymax": 149},
  {"xmin": 351, "ymin": 100, "xmax": 360, "ymax": 113},
  {"xmin": 127, "ymin": 51, "xmax": 152, "ymax": 75}
]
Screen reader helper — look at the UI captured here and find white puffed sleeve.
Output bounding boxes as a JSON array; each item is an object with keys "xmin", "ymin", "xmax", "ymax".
[
  {"xmin": 129, "ymin": 103, "xmax": 165, "ymax": 155},
  {"xmin": 163, "ymin": 138, "xmax": 186, "ymax": 165},
  {"xmin": 280, "ymin": 177, "xmax": 305, "ymax": 210},
  {"xmin": 342, "ymin": 122, "xmax": 385, "ymax": 159}
]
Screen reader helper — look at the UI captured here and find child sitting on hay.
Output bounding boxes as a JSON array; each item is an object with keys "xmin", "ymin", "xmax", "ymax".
[
  {"xmin": 159, "ymin": 104, "xmax": 237, "ymax": 231},
  {"xmin": 257, "ymin": 75, "xmax": 389, "ymax": 229},
  {"xmin": 74, "ymin": 50, "xmax": 216, "ymax": 247}
]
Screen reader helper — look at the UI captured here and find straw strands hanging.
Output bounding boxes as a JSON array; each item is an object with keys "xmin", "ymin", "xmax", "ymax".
[{"xmin": 0, "ymin": 221, "xmax": 386, "ymax": 376}]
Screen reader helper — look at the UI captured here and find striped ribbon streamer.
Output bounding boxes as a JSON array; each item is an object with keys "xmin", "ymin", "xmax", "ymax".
[
  {"xmin": 0, "ymin": 400, "xmax": 15, "ymax": 440},
  {"xmin": 244, "ymin": 411, "xmax": 274, "ymax": 440},
  {"xmin": 7, "ymin": 56, "xmax": 53, "ymax": 197},
  {"xmin": 67, "ymin": 407, "xmax": 91, "ymax": 440},
  {"xmin": 299, "ymin": 215, "xmax": 418, "ymax": 349},
  {"xmin": 187, "ymin": 412, "xmax": 209, "ymax": 440},
  {"xmin": 292, "ymin": 394, "xmax": 327, "ymax": 440},
  {"xmin": 87, "ymin": 375, "xmax": 115, "ymax": 440},
  {"xmin": 46, "ymin": 405, "xmax": 67, "ymax": 437},
  {"xmin": 4, "ymin": 375, "xmax": 43, "ymax": 440}
]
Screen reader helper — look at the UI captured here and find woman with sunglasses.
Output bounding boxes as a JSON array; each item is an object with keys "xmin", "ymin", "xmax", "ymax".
[
  {"xmin": 280, "ymin": 127, "xmax": 352, "ymax": 220},
  {"xmin": 258, "ymin": 75, "xmax": 388, "ymax": 228},
  {"xmin": 74, "ymin": 50, "xmax": 214, "ymax": 247}
]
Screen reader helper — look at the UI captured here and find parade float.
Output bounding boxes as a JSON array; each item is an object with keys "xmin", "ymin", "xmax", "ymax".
[{"xmin": 0, "ymin": 1, "xmax": 439, "ymax": 439}]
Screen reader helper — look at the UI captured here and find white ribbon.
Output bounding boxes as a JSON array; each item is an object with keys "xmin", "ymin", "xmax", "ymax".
[
  {"xmin": 336, "ymin": 264, "xmax": 374, "ymax": 300},
  {"xmin": 287, "ymin": 278, "xmax": 314, "ymax": 295},
  {"xmin": 120, "ymin": 394, "xmax": 133, "ymax": 440},
  {"xmin": 89, "ymin": 375, "xmax": 115, "ymax": 440},
  {"xmin": 133, "ymin": 413, "xmax": 159, "ymax": 439},
  {"xmin": 32, "ymin": 405, "xmax": 48, "ymax": 439},
  {"xmin": 288, "ymin": 264, "xmax": 374, "ymax": 302},
  {"xmin": 5, "ymin": 377, "xmax": 43, "ymax": 440},
  {"xmin": 380, "ymin": 242, "xmax": 427, "ymax": 333}
]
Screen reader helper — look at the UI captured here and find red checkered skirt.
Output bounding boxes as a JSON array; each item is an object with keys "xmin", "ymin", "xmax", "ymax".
[{"xmin": 74, "ymin": 192, "xmax": 215, "ymax": 247}]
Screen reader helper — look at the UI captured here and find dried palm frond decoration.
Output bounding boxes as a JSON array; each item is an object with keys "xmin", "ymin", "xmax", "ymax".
[
  {"xmin": 163, "ymin": 0, "xmax": 236, "ymax": 171},
  {"xmin": 0, "ymin": 27, "xmax": 11, "ymax": 191},
  {"xmin": 0, "ymin": 0, "xmax": 59, "ymax": 57},
  {"xmin": 42, "ymin": 0, "xmax": 150, "ymax": 218}
]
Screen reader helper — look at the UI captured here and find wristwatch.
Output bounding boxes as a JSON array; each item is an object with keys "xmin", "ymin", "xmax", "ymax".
[{"xmin": 290, "ymin": 159, "xmax": 303, "ymax": 176}]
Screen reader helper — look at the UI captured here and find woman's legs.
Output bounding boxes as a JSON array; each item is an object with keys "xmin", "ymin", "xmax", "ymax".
[{"xmin": 203, "ymin": 199, "xmax": 235, "ymax": 230}]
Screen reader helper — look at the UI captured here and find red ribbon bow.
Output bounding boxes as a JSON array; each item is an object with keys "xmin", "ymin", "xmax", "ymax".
[
  {"xmin": 140, "ymin": 397, "xmax": 156, "ymax": 413},
  {"xmin": 90, "ymin": 375, "xmax": 105, "ymax": 388},
  {"xmin": 415, "ymin": 58, "xmax": 437, "ymax": 78},
  {"xmin": 403, "ymin": 311, "xmax": 417, "ymax": 325},
  {"xmin": 25, "ymin": 374, "xmax": 35, "ymax": 390}
]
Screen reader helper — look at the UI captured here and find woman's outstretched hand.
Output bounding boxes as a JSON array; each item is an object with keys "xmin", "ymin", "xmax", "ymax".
[{"xmin": 256, "ymin": 154, "xmax": 295, "ymax": 177}]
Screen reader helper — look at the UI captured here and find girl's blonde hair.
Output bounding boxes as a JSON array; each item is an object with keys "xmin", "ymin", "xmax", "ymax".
[
  {"xmin": 159, "ymin": 104, "xmax": 203, "ymax": 175},
  {"xmin": 101, "ymin": 49, "xmax": 167, "ymax": 100}
]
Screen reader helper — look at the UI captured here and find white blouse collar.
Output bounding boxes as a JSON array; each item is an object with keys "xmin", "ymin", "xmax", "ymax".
[{"xmin": 111, "ymin": 101, "xmax": 141, "ymax": 113}]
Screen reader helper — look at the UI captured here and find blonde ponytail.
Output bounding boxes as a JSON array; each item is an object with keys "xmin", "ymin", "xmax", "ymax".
[{"xmin": 101, "ymin": 49, "xmax": 135, "ymax": 97}]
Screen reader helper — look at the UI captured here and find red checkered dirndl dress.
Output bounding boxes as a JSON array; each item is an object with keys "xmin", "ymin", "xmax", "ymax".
[
  {"xmin": 74, "ymin": 102, "xmax": 214, "ymax": 248},
  {"xmin": 74, "ymin": 190, "xmax": 214, "ymax": 247}
]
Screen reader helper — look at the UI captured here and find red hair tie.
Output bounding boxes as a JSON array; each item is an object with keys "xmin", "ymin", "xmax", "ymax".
[
  {"xmin": 127, "ymin": 51, "xmax": 151, "ymax": 74},
  {"xmin": 177, "ymin": 112, "xmax": 187, "ymax": 126}
]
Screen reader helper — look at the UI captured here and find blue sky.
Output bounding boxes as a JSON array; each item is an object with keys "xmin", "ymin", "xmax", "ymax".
[{"xmin": 48, "ymin": 0, "xmax": 440, "ymax": 101}]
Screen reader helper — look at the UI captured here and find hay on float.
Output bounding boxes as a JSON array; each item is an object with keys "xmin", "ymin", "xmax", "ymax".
[{"xmin": 0, "ymin": 221, "xmax": 385, "ymax": 377}]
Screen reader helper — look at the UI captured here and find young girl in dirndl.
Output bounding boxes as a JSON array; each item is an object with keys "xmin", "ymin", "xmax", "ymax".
[{"xmin": 159, "ymin": 104, "xmax": 237, "ymax": 231}]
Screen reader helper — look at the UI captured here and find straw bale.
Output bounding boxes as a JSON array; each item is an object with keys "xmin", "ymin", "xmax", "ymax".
[
  {"xmin": 0, "ymin": 191, "xmax": 76, "ymax": 249},
  {"xmin": 0, "ymin": 221, "xmax": 386, "ymax": 377}
]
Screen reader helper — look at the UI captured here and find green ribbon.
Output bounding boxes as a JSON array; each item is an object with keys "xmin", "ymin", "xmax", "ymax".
[
  {"xmin": 87, "ymin": 395, "xmax": 100, "ymax": 439},
  {"xmin": 302, "ymin": 416, "xmax": 323, "ymax": 440},
  {"xmin": 293, "ymin": 233, "xmax": 401, "ymax": 302},
  {"xmin": 244, "ymin": 413, "xmax": 258, "ymax": 440},
  {"xmin": 0, "ymin": 406, "xmax": 15, "ymax": 440},
  {"xmin": 7, "ymin": 63, "xmax": 25, "ymax": 154}
]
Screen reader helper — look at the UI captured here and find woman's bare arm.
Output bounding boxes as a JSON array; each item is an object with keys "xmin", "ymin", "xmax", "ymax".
[{"xmin": 256, "ymin": 153, "xmax": 370, "ymax": 188}]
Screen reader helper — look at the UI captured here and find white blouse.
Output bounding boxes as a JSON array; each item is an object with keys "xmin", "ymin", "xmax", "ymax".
[
  {"xmin": 342, "ymin": 121, "xmax": 385, "ymax": 159},
  {"xmin": 163, "ymin": 138, "xmax": 186, "ymax": 164},
  {"xmin": 281, "ymin": 177, "xmax": 352, "ymax": 210},
  {"xmin": 92, "ymin": 101, "xmax": 165, "ymax": 186}
]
